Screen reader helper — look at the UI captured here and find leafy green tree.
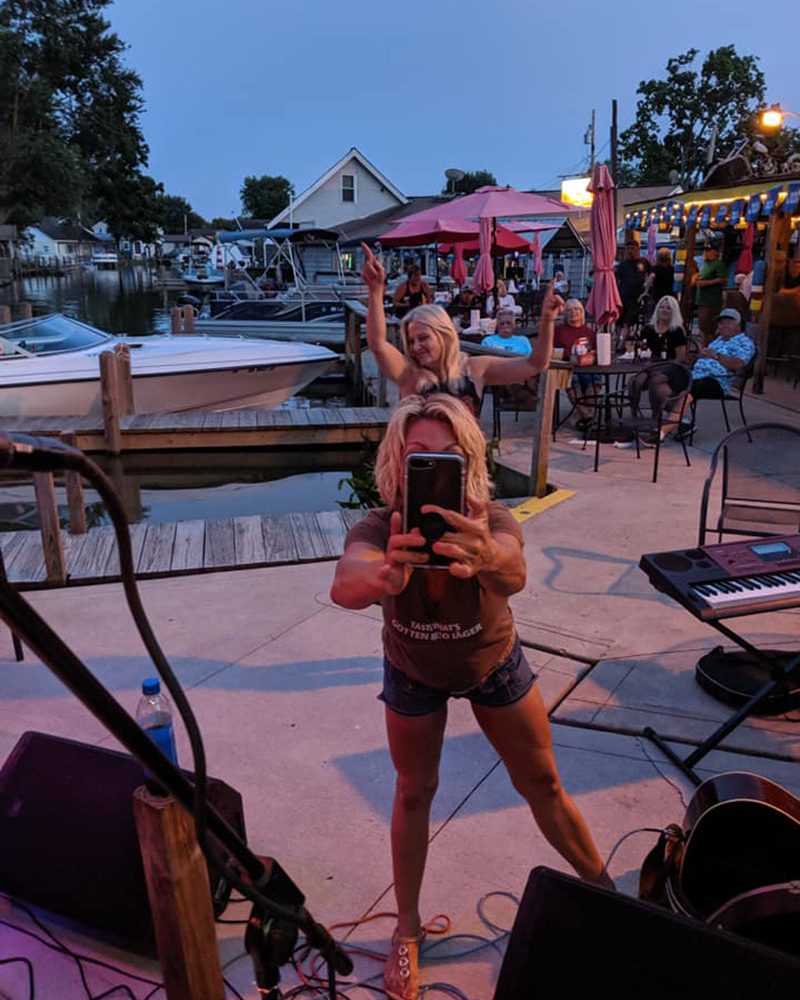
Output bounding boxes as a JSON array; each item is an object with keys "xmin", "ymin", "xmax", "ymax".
[
  {"xmin": 209, "ymin": 217, "xmax": 238, "ymax": 231},
  {"xmin": 154, "ymin": 194, "xmax": 206, "ymax": 233},
  {"xmin": 619, "ymin": 46, "xmax": 767, "ymax": 188},
  {"xmin": 0, "ymin": 0, "xmax": 152, "ymax": 229},
  {"xmin": 240, "ymin": 175, "xmax": 293, "ymax": 220},
  {"xmin": 441, "ymin": 169, "xmax": 498, "ymax": 195}
]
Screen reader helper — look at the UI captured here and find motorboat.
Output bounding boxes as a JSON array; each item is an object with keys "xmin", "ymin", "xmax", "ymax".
[
  {"xmin": 0, "ymin": 313, "xmax": 337, "ymax": 417},
  {"xmin": 87, "ymin": 248, "xmax": 119, "ymax": 270}
]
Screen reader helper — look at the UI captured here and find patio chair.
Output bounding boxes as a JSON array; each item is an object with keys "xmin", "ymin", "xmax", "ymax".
[
  {"xmin": 686, "ymin": 349, "xmax": 756, "ymax": 445},
  {"xmin": 697, "ymin": 422, "xmax": 800, "ymax": 544},
  {"xmin": 490, "ymin": 376, "xmax": 540, "ymax": 440}
]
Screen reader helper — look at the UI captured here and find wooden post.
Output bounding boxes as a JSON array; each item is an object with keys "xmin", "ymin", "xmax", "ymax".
[
  {"xmin": 107, "ymin": 454, "xmax": 142, "ymax": 524},
  {"xmin": 679, "ymin": 224, "xmax": 697, "ymax": 330},
  {"xmin": 33, "ymin": 471, "xmax": 66, "ymax": 584},
  {"xmin": 114, "ymin": 342, "xmax": 135, "ymax": 414},
  {"xmin": 170, "ymin": 306, "xmax": 183, "ymax": 335},
  {"xmin": 11, "ymin": 301, "xmax": 32, "ymax": 322},
  {"xmin": 181, "ymin": 304, "xmax": 195, "ymax": 334},
  {"xmin": 529, "ymin": 364, "xmax": 572, "ymax": 498},
  {"xmin": 753, "ymin": 212, "xmax": 792, "ymax": 394},
  {"xmin": 100, "ymin": 350, "xmax": 122, "ymax": 454},
  {"xmin": 0, "ymin": 305, "xmax": 10, "ymax": 325},
  {"xmin": 133, "ymin": 787, "xmax": 225, "ymax": 1000},
  {"xmin": 60, "ymin": 430, "xmax": 86, "ymax": 535}
]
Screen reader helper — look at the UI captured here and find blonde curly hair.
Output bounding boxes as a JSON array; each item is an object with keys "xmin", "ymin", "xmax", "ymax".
[{"xmin": 374, "ymin": 394, "xmax": 492, "ymax": 511}]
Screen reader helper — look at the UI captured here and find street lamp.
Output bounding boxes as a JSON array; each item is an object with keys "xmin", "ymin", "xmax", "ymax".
[{"xmin": 759, "ymin": 103, "xmax": 800, "ymax": 130}]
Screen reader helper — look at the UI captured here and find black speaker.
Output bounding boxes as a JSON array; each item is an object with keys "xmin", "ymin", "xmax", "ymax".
[
  {"xmin": 494, "ymin": 867, "xmax": 800, "ymax": 1000},
  {"xmin": 0, "ymin": 731, "xmax": 246, "ymax": 952}
]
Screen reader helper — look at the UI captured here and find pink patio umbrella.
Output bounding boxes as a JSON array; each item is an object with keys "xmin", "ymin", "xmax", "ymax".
[
  {"xmin": 398, "ymin": 185, "xmax": 579, "ymax": 226},
  {"xmin": 377, "ymin": 217, "xmax": 483, "ymax": 247},
  {"xmin": 585, "ymin": 163, "xmax": 622, "ymax": 328},
  {"xmin": 471, "ymin": 217, "xmax": 494, "ymax": 293},
  {"xmin": 438, "ymin": 224, "xmax": 533, "ymax": 254},
  {"xmin": 451, "ymin": 244, "xmax": 467, "ymax": 285},
  {"xmin": 736, "ymin": 222, "xmax": 755, "ymax": 274}
]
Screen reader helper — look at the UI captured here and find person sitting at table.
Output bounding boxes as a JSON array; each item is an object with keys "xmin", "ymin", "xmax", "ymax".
[
  {"xmin": 448, "ymin": 284, "xmax": 480, "ymax": 328},
  {"xmin": 639, "ymin": 295, "xmax": 688, "ymax": 362},
  {"xmin": 361, "ymin": 242, "xmax": 560, "ymax": 419},
  {"xmin": 480, "ymin": 309, "xmax": 531, "ymax": 355},
  {"xmin": 662, "ymin": 307, "xmax": 755, "ymax": 442},
  {"xmin": 486, "ymin": 279, "xmax": 520, "ymax": 317},
  {"xmin": 393, "ymin": 266, "xmax": 432, "ymax": 319},
  {"xmin": 553, "ymin": 298, "xmax": 601, "ymax": 430}
]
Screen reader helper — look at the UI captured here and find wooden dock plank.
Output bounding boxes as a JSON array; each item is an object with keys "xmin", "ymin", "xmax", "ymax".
[
  {"xmin": 68, "ymin": 526, "xmax": 118, "ymax": 580},
  {"xmin": 137, "ymin": 522, "xmax": 177, "ymax": 575},
  {"xmin": 171, "ymin": 520, "xmax": 206, "ymax": 572},
  {"xmin": 261, "ymin": 515, "xmax": 298, "ymax": 564},
  {"xmin": 286, "ymin": 512, "xmax": 326, "ymax": 562},
  {"xmin": 0, "ymin": 531, "xmax": 31, "ymax": 570},
  {"xmin": 7, "ymin": 534, "xmax": 46, "ymax": 584},
  {"xmin": 204, "ymin": 518, "xmax": 235, "ymax": 569},
  {"xmin": 233, "ymin": 515, "xmax": 266, "ymax": 566},
  {"xmin": 314, "ymin": 511, "xmax": 348, "ymax": 558}
]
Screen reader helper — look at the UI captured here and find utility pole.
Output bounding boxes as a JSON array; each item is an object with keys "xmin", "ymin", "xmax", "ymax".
[
  {"xmin": 610, "ymin": 98, "xmax": 619, "ymax": 240},
  {"xmin": 589, "ymin": 109, "xmax": 596, "ymax": 173}
]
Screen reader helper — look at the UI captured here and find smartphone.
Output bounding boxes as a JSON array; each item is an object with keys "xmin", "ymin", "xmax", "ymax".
[{"xmin": 403, "ymin": 452, "xmax": 466, "ymax": 569}]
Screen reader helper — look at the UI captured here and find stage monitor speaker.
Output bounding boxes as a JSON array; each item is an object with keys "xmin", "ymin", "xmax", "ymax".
[
  {"xmin": 494, "ymin": 867, "xmax": 800, "ymax": 1000},
  {"xmin": 0, "ymin": 730, "xmax": 246, "ymax": 952}
]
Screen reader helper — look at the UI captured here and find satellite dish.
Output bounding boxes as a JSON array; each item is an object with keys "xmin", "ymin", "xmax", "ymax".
[{"xmin": 445, "ymin": 168, "xmax": 465, "ymax": 182}]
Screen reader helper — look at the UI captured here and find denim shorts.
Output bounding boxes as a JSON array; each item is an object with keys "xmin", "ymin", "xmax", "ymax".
[{"xmin": 379, "ymin": 636, "xmax": 536, "ymax": 717}]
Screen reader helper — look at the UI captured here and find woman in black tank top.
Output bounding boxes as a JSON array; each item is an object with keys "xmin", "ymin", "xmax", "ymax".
[{"xmin": 362, "ymin": 242, "xmax": 562, "ymax": 421}]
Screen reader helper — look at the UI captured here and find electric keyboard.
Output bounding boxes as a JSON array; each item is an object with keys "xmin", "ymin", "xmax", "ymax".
[{"xmin": 639, "ymin": 534, "xmax": 800, "ymax": 621}]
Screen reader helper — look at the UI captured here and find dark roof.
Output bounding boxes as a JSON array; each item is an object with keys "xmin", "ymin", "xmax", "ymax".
[
  {"xmin": 336, "ymin": 196, "xmax": 453, "ymax": 246},
  {"xmin": 34, "ymin": 217, "xmax": 100, "ymax": 242}
]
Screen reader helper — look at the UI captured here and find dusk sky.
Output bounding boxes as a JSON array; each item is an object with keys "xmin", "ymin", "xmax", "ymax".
[{"xmin": 108, "ymin": 0, "xmax": 795, "ymax": 220}]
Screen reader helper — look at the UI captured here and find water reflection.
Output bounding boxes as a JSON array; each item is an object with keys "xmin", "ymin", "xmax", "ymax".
[{"xmin": 23, "ymin": 265, "xmax": 181, "ymax": 335}]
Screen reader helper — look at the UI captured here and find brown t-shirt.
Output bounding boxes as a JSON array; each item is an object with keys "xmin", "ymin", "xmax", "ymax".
[{"xmin": 344, "ymin": 504, "xmax": 522, "ymax": 691}]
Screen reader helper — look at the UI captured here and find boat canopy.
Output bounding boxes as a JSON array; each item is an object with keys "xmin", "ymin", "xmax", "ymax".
[
  {"xmin": 0, "ymin": 314, "xmax": 112, "ymax": 357},
  {"xmin": 217, "ymin": 229, "xmax": 276, "ymax": 244}
]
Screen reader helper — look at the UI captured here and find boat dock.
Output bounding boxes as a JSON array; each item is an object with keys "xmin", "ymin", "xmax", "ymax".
[
  {"xmin": 0, "ymin": 508, "xmax": 369, "ymax": 589},
  {"xmin": 2, "ymin": 405, "xmax": 390, "ymax": 453}
]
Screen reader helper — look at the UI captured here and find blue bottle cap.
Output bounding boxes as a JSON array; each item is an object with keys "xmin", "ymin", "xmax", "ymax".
[{"xmin": 142, "ymin": 677, "xmax": 161, "ymax": 696}]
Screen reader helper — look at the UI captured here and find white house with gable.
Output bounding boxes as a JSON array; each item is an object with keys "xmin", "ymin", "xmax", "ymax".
[{"xmin": 269, "ymin": 147, "xmax": 407, "ymax": 230}]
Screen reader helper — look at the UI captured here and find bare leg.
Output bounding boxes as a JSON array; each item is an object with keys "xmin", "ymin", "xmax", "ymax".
[
  {"xmin": 472, "ymin": 686, "xmax": 612, "ymax": 886},
  {"xmin": 385, "ymin": 705, "xmax": 448, "ymax": 937}
]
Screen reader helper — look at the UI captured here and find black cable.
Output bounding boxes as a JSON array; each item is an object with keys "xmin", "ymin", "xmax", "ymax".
[
  {"xmin": 0, "ymin": 957, "xmax": 34, "ymax": 1000},
  {"xmin": 51, "ymin": 446, "xmax": 346, "ymax": 997}
]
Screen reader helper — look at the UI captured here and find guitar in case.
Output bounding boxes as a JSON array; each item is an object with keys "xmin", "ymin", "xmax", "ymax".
[{"xmin": 660, "ymin": 771, "xmax": 800, "ymax": 957}]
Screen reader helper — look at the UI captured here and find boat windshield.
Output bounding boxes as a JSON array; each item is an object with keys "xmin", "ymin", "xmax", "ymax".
[{"xmin": 0, "ymin": 314, "xmax": 113, "ymax": 358}]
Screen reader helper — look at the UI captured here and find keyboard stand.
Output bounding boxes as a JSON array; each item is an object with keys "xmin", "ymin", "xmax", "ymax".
[{"xmin": 644, "ymin": 617, "xmax": 800, "ymax": 785}]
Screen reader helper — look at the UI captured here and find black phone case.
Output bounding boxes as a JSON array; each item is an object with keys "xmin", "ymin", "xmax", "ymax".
[{"xmin": 403, "ymin": 452, "xmax": 465, "ymax": 569}]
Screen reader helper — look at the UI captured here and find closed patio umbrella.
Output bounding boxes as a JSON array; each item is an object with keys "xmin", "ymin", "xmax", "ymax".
[
  {"xmin": 471, "ymin": 218, "xmax": 494, "ymax": 293},
  {"xmin": 736, "ymin": 222, "xmax": 755, "ymax": 274},
  {"xmin": 451, "ymin": 245, "xmax": 467, "ymax": 285},
  {"xmin": 585, "ymin": 163, "xmax": 622, "ymax": 328}
]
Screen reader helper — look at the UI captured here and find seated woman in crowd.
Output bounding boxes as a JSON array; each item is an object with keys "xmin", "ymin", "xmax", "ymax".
[
  {"xmin": 486, "ymin": 279, "xmax": 520, "ymax": 317},
  {"xmin": 361, "ymin": 243, "xmax": 559, "ymax": 418},
  {"xmin": 553, "ymin": 298, "xmax": 601, "ymax": 430},
  {"xmin": 393, "ymin": 266, "xmax": 432, "ymax": 318},
  {"xmin": 330, "ymin": 392, "xmax": 613, "ymax": 1000},
  {"xmin": 639, "ymin": 295, "xmax": 687, "ymax": 361}
]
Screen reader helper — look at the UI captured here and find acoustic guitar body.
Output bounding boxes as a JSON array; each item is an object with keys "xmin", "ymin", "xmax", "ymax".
[{"xmin": 666, "ymin": 771, "xmax": 800, "ymax": 956}]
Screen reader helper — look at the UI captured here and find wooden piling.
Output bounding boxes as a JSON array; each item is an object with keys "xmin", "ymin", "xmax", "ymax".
[
  {"xmin": 170, "ymin": 306, "xmax": 182, "ymax": 335},
  {"xmin": 32, "ymin": 472, "xmax": 66, "ymax": 584},
  {"xmin": 11, "ymin": 302, "xmax": 32, "ymax": 322},
  {"xmin": 100, "ymin": 351, "xmax": 122, "ymax": 454},
  {"xmin": 60, "ymin": 430, "xmax": 87, "ymax": 535},
  {"xmin": 0, "ymin": 305, "xmax": 11, "ymax": 325},
  {"xmin": 182, "ymin": 304, "xmax": 195, "ymax": 334},
  {"xmin": 114, "ymin": 343, "xmax": 135, "ymax": 414},
  {"xmin": 529, "ymin": 363, "xmax": 572, "ymax": 498},
  {"xmin": 133, "ymin": 787, "xmax": 225, "ymax": 1000}
]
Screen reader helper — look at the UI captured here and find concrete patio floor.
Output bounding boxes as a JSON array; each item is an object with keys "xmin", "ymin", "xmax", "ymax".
[{"xmin": 0, "ymin": 376, "xmax": 798, "ymax": 999}]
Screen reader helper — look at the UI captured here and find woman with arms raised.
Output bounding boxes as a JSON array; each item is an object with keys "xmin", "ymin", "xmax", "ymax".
[
  {"xmin": 362, "ymin": 243, "xmax": 560, "ymax": 417},
  {"xmin": 331, "ymin": 392, "xmax": 612, "ymax": 1000}
]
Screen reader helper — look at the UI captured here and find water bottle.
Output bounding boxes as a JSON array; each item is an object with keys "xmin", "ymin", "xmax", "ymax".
[{"xmin": 136, "ymin": 678, "xmax": 178, "ymax": 787}]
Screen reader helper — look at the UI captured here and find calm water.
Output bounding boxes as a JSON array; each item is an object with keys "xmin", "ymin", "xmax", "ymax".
[
  {"xmin": 23, "ymin": 265, "xmax": 179, "ymax": 334},
  {"xmin": 8, "ymin": 267, "xmax": 364, "ymax": 523}
]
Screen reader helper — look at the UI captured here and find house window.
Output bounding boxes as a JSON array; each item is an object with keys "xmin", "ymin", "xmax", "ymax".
[{"xmin": 341, "ymin": 174, "xmax": 355, "ymax": 203}]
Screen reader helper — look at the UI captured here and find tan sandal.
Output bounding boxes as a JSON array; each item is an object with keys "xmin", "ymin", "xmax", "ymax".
[{"xmin": 384, "ymin": 928, "xmax": 424, "ymax": 1000}]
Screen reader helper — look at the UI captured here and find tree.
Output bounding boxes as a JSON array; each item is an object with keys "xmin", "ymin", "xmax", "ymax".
[
  {"xmin": 154, "ymin": 194, "xmax": 206, "ymax": 233},
  {"xmin": 619, "ymin": 46, "xmax": 767, "ymax": 188},
  {"xmin": 209, "ymin": 217, "xmax": 238, "ymax": 231},
  {"xmin": 240, "ymin": 175, "xmax": 293, "ymax": 220},
  {"xmin": 0, "ymin": 0, "xmax": 153, "ymax": 229},
  {"xmin": 441, "ymin": 169, "xmax": 498, "ymax": 195}
]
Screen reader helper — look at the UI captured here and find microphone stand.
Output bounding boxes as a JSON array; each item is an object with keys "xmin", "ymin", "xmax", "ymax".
[{"xmin": 0, "ymin": 435, "xmax": 352, "ymax": 997}]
